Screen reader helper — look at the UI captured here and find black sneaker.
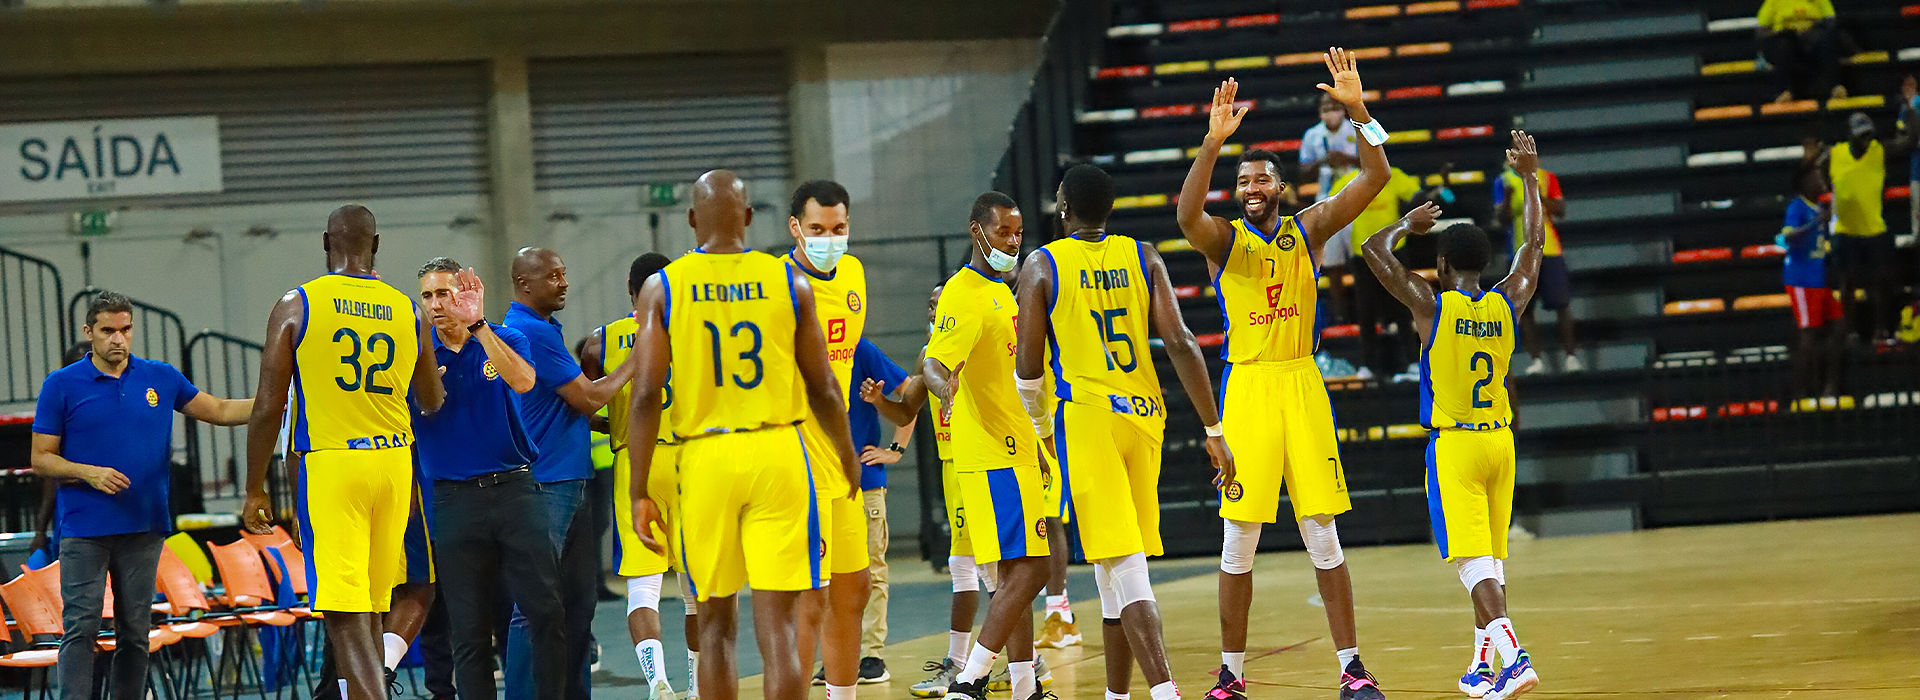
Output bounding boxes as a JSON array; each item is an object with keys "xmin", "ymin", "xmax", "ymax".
[
  {"xmin": 1209, "ymin": 666, "xmax": 1247, "ymax": 700},
  {"xmin": 858, "ymin": 657, "xmax": 891, "ymax": 684},
  {"xmin": 813, "ymin": 667, "xmax": 827, "ymax": 686},
  {"xmin": 385, "ymin": 668, "xmax": 403, "ymax": 699},
  {"xmin": 1023, "ymin": 691, "xmax": 1058, "ymax": 700},
  {"xmin": 942, "ymin": 676, "xmax": 989, "ymax": 700},
  {"xmin": 1338, "ymin": 659, "xmax": 1385, "ymax": 700}
]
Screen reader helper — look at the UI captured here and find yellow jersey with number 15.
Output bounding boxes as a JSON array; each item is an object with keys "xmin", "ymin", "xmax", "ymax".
[
  {"xmin": 661, "ymin": 250, "xmax": 805, "ymax": 441},
  {"xmin": 1216, "ymin": 217, "xmax": 1319, "ymax": 363},
  {"xmin": 290, "ymin": 273, "xmax": 420, "ymax": 452},
  {"xmin": 1039, "ymin": 234, "xmax": 1165, "ymax": 424},
  {"xmin": 926, "ymin": 265, "xmax": 1034, "ymax": 472},
  {"xmin": 787, "ymin": 253, "xmax": 868, "ymax": 400},
  {"xmin": 1420, "ymin": 289, "xmax": 1516, "ymax": 431}
]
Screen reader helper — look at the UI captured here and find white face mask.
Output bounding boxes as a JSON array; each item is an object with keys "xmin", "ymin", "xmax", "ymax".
[
  {"xmin": 976, "ymin": 235, "xmax": 1017, "ymax": 272},
  {"xmin": 801, "ymin": 235, "xmax": 848, "ymax": 271},
  {"xmin": 928, "ymin": 320, "xmax": 938, "ymax": 335}
]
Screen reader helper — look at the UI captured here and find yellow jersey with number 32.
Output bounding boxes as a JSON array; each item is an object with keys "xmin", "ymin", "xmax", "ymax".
[
  {"xmin": 291, "ymin": 273, "xmax": 419, "ymax": 452},
  {"xmin": 1420, "ymin": 289, "xmax": 1516, "ymax": 431},
  {"xmin": 1216, "ymin": 217, "xmax": 1319, "ymax": 363},
  {"xmin": 1038, "ymin": 235, "xmax": 1165, "ymax": 424},
  {"xmin": 927, "ymin": 265, "xmax": 1033, "ymax": 472},
  {"xmin": 661, "ymin": 251, "xmax": 805, "ymax": 441}
]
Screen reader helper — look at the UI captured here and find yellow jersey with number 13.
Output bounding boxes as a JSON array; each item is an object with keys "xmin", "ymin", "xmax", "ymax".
[
  {"xmin": 291, "ymin": 273, "xmax": 420, "ymax": 452},
  {"xmin": 926, "ymin": 265, "xmax": 1034, "ymax": 472},
  {"xmin": 1420, "ymin": 289, "xmax": 1516, "ymax": 431},
  {"xmin": 1216, "ymin": 217, "xmax": 1319, "ymax": 363},
  {"xmin": 1039, "ymin": 234, "xmax": 1165, "ymax": 424},
  {"xmin": 661, "ymin": 250, "xmax": 805, "ymax": 441}
]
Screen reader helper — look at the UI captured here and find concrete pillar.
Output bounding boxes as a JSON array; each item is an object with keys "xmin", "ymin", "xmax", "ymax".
[
  {"xmin": 787, "ymin": 45, "xmax": 834, "ymax": 184},
  {"xmin": 485, "ymin": 43, "xmax": 538, "ymax": 316}
]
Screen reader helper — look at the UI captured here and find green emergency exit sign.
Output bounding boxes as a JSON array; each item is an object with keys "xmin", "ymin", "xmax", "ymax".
[
  {"xmin": 69, "ymin": 210, "xmax": 115, "ymax": 237},
  {"xmin": 646, "ymin": 183, "xmax": 680, "ymax": 207}
]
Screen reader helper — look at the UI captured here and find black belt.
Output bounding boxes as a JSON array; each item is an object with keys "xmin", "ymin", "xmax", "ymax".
[{"xmin": 445, "ymin": 466, "xmax": 530, "ymax": 488}]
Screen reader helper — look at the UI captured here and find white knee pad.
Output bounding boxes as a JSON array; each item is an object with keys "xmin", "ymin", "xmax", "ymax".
[
  {"xmin": 949, "ymin": 555, "xmax": 980, "ymax": 593},
  {"xmin": 980, "ymin": 561, "xmax": 999, "ymax": 594},
  {"xmin": 1091, "ymin": 559, "xmax": 1122, "ymax": 618},
  {"xmin": 1298, "ymin": 517, "xmax": 1344, "ymax": 570},
  {"xmin": 1456, "ymin": 556, "xmax": 1499, "ymax": 591},
  {"xmin": 1099, "ymin": 553, "xmax": 1155, "ymax": 609},
  {"xmin": 1492, "ymin": 558, "xmax": 1506, "ymax": 586},
  {"xmin": 627, "ymin": 574, "xmax": 663, "ymax": 616},
  {"xmin": 1220, "ymin": 519, "xmax": 1261, "ymax": 575}
]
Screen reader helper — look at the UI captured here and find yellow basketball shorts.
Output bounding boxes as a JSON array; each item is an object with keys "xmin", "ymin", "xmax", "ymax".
[
  {"xmin": 676, "ymin": 426, "xmax": 824, "ymax": 601},
  {"xmin": 296, "ymin": 448, "xmax": 411, "ymax": 613},
  {"xmin": 1039, "ymin": 448, "xmax": 1069, "ymax": 525},
  {"xmin": 402, "ymin": 471, "xmax": 434, "ymax": 585},
  {"xmin": 942, "ymin": 459, "xmax": 971, "ymax": 557},
  {"xmin": 1425, "ymin": 428, "xmax": 1517, "ymax": 562},
  {"xmin": 1218, "ymin": 357, "xmax": 1351, "ymax": 523},
  {"xmin": 799, "ymin": 420, "xmax": 869, "ymax": 576},
  {"xmin": 955, "ymin": 463, "xmax": 1050, "ymax": 565},
  {"xmin": 1055, "ymin": 400, "xmax": 1164, "ymax": 561},
  {"xmin": 613, "ymin": 444, "xmax": 681, "ymax": 578}
]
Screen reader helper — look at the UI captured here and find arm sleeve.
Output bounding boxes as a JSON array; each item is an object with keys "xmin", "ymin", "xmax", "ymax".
[
  {"xmin": 167, "ymin": 363, "xmax": 199, "ymax": 410},
  {"xmin": 30, "ymin": 376, "xmax": 63, "ymax": 436},
  {"xmin": 924, "ymin": 294, "xmax": 981, "ymax": 369},
  {"xmin": 520, "ymin": 324, "xmax": 584, "ymax": 389},
  {"xmin": 855, "ymin": 338, "xmax": 911, "ymax": 394}
]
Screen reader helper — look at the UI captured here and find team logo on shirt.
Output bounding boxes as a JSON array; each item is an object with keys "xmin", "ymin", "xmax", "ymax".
[
  {"xmin": 827, "ymin": 318, "xmax": 847, "ymax": 344},
  {"xmin": 483, "ymin": 361, "xmax": 499, "ymax": 380},
  {"xmin": 1276, "ymin": 233, "xmax": 1297, "ymax": 251},
  {"xmin": 1035, "ymin": 518, "xmax": 1048, "ymax": 539},
  {"xmin": 1224, "ymin": 480, "xmax": 1244, "ymax": 502},
  {"xmin": 1265, "ymin": 283, "xmax": 1285, "ymax": 308},
  {"xmin": 846, "ymin": 292, "xmax": 863, "ymax": 313},
  {"xmin": 145, "ymin": 388, "xmax": 158, "ymax": 407}
]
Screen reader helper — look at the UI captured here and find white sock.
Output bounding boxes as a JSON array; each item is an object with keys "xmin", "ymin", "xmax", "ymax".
[
  {"xmin": 957, "ymin": 642, "xmax": 997, "ymax": 684},
  {"xmin": 1472, "ymin": 628, "xmax": 1493, "ymax": 670},
  {"xmin": 687, "ymin": 650, "xmax": 701, "ymax": 697},
  {"xmin": 1336, "ymin": 647, "xmax": 1359, "ymax": 673},
  {"xmin": 1487, "ymin": 618, "xmax": 1522, "ymax": 667},
  {"xmin": 1148, "ymin": 681, "xmax": 1180, "ymax": 700},
  {"xmin": 1106, "ymin": 691, "xmax": 1130, "ymax": 700},
  {"xmin": 382, "ymin": 632, "xmax": 407, "ymax": 670},
  {"xmin": 1010, "ymin": 661, "xmax": 1036, "ymax": 699},
  {"xmin": 827, "ymin": 685, "xmax": 856, "ymax": 700},
  {"xmin": 1221, "ymin": 651, "xmax": 1245, "ymax": 677},
  {"xmin": 1045, "ymin": 594, "xmax": 1074, "ymax": 624},
  {"xmin": 636, "ymin": 640, "xmax": 667, "ymax": 685},
  {"xmin": 948, "ymin": 630, "xmax": 971, "ymax": 665}
]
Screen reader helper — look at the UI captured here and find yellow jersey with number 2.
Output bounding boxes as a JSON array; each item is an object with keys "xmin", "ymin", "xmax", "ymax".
[
  {"xmin": 1216, "ymin": 217, "xmax": 1319, "ymax": 363},
  {"xmin": 660, "ymin": 250, "xmax": 805, "ymax": 441},
  {"xmin": 291, "ymin": 273, "xmax": 419, "ymax": 452},
  {"xmin": 927, "ymin": 265, "xmax": 1034, "ymax": 472},
  {"xmin": 1038, "ymin": 234, "xmax": 1165, "ymax": 423},
  {"xmin": 1421, "ymin": 289, "xmax": 1516, "ymax": 431}
]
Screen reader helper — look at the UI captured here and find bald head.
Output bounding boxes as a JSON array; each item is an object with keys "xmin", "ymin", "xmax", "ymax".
[
  {"xmin": 325, "ymin": 204, "xmax": 378, "ymax": 257},
  {"xmin": 689, "ymin": 169, "xmax": 752, "ymax": 251},
  {"xmin": 512, "ymin": 247, "xmax": 570, "ymax": 314}
]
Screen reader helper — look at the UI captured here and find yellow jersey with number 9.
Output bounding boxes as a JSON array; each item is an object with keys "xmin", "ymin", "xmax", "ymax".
[
  {"xmin": 661, "ymin": 250, "xmax": 805, "ymax": 441},
  {"xmin": 1420, "ymin": 289, "xmax": 1516, "ymax": 431},
  {"xmin": 787, "ymin": 253, "xmax": 867, "ymax": 403},
  {"xmin": 926, "ymin": 265, "xmax": 1033, "ymax": 472},
  {"xmin": 291, "ymin": 273, "xmax": 419, "ymax": 452},
  {"xmin": 1217, "ymin": 217, "xmax": 1319, "ymax": 363},
  {"xmin": 1039, "ymin": 235, "xmax": 1165, "ymax": 424}
]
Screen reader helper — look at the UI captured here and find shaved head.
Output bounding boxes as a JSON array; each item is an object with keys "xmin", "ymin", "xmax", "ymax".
[
  {"xmin": 689, "ymin": 169, "xmax": 753, "ymax": 251},
  {"xmin": 325, "ymin": 204, "xmax": 378, "ymax": 257},
  {"xmin": 512, "ymin": 247, "xmax": 571, "ymax": 314}
]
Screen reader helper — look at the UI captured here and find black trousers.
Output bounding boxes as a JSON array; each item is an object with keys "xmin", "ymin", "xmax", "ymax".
[
  {"xmin": 1760, "ymin": 24, "xmax": 1841, "ymax": 100},
  {"xmin": 431, "ymin": 472, "xmax": 569, "ymax": 700}
]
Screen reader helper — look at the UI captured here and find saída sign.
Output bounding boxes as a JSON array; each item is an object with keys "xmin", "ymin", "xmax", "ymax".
[{"xmin": 1, "ymin": 116, "xmax": 223, "ymax": 203}]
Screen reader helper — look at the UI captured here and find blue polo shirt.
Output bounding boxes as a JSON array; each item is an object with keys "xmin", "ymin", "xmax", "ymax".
[
  {"xmin": 1781, "ymin": 196, "xmax": 1829, "ymax": 289},
  {"xmin": 849, "ymin": 339, "xmax": 909, "ymax": 490},
  {"xmin": 33, "ymin": 355, "xmax": 198, "ymax": 538},
  {"xmin": 414, "ymin": 324, "xmax": 539, "ymax": 482},
  {"xmin": 504, "ymin": 301, "xmax": 591, "ymax": 483}
]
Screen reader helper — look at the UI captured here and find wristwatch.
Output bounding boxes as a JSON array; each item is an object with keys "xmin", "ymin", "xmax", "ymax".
[
  {"xmin": 467, "ymin": 319, "xmax": 487, "ymax": 334},
  {"xmin": 885, "ymin": 442, "xmax": 904, "ymax": 453}
]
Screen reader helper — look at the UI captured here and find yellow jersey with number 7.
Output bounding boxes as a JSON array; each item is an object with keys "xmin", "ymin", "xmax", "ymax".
[
  {"xmin": 1038, "ymin": 234, "xmax": 1165, "ymax": 423},
  {"xmin": 1216, "ymin": 217, "xmax": 1319, "ymax": 363},
  {"xmin": 660, "ymin": 250, "xmax": 805, "ymax": 441},
  {"xmin": 290, "ymin": 273, "xmax": 420, "ymax": 452},
  {"xmin": 1420, "ymin": 289, "xmax": 1516, "ymax": 431}
]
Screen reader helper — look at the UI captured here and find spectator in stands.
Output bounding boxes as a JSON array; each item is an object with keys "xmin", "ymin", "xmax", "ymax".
[
  {"xmin": 1781, "ymin": 165, "xmax": 1842, "ymax": 400},
  {"xmin": 31, "ymin": 292, "xmax": 253, "ymax": 700},
  {"xmin": 1333, "ymin": 162, "xmax": 1450, "ymax": 382},
  {"xmin": 1756, "ymin": 0, "xmax": 1845, "ymax": 103},
  {"xmin": 1898, "ymin": 75, "xmax": 1918, "ymax": 239},
  {"xmin": 1495, "ymin": 163, "xmax": 1582, "ymax": 374},
  {"xmin": 1300, "ymin": 93, "xmax": 1359, "ymax": 321},
  {"xmin": 1829, "ymin": 112, "xmax": 1891, "ymax": 343}
]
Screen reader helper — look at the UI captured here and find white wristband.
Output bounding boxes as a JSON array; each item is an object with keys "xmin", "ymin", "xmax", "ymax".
[
  {"xmin": 1351, "ymin": 119, "xmax": 1389, "ymax": 147},
  {"xmin": 1204, "ymin": 423, "xmax": 1224, "ymax": 437}
]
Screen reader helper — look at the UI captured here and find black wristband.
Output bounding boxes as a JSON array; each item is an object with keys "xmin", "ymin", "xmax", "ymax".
[
  {"xmin": 467, "ymin": 319, "xmax": 487, "ymax": 334},
  {"xmin": 886, "ymin": 442, "xmax": 903, "ymax": 452}
]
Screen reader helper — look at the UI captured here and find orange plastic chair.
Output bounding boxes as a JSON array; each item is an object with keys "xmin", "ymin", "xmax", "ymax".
[
  {"xmin": 205, "ymin": 540, "xmax": 295, "ymax": 627},
  {"xmin": 17, "ymin": 562, "xmax": 176, "ymax": 654},
  {"xmin": 239, "ymin": 525, "xmax": 294, "ymax": 551},
  {"xmin": 0, "ymin": 584, "xmax": 57, "ymax": 696},
  {"xmin": 155, "ymin": 547, "xmax": 226, "ymax": 638},
  {"xmin": 0, "ymin": 575, "xmax": 60, "ymax": 645}
]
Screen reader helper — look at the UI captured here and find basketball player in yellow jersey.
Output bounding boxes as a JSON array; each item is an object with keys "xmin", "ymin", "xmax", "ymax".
[
  {"xmin": 1014, "ymin": 164, "xmax": 1233, "ymax": 700},
  {"xmin": 1175, "ymin": 48, "xmax": 1395, "ymax": 700},
  {"xmin": 1361, "ymin": 131, "xmax": 1545, "ymax": 700},
  {"xmin": 582, "ymin": 252, "xmax": 685, "ymax": 700},
  {"xmin": 780, "ymin": 180, "xmax": 873, "ymax": 700},
  {"xmin": 241, "ymin": 205, "xmax": 448, "ymax": 700},
  {"xmin": 624, "ymin": 170, "xmax": 858, "ymax": 700}
]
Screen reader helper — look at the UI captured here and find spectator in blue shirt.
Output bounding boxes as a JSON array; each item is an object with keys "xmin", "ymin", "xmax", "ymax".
[
  {"xmin": 844, "ymin": 338, "xmax": 912, "ymax": 665},
  {"xmin": 502, "ymin": 247, "xmax": 638, "ymax": 700},
  {"xmin": 1779, "ymin": 166, "xmax": 1842, "ymax": 400},
  {"xmin": 411, "ymin": 257, "xmax": 570, "ymax": 700},
  {"xmin": 31, "ymin": 292, "xmax": 252, "ymax": 700},
  {"xmin": 1898, "ymin": 74, "xmax": 1917, "ymax": 239}
]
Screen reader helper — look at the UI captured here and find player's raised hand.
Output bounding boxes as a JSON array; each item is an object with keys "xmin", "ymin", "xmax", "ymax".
[
  {"xmin": 1206, "ymin": 435, "xmax": 1236, "ymax": 491},
  {"xmin": 1207, "ymin": 78, "xmax": 1252, "ymax": 142},
  {"xmin": 1316, "ymin": 47, "xmax": 1366, "ymax": 106},
  {"xmin": 633, "ymin": 496, "xmax": 668, "ymax": 554},
  {"xmin": 1407, "ymin": 201, "xmax": 1443, "ymax": 235},
  {"xmin": 1507, "ymin": 130, "xmax": 1539, "ymax": 177},
  {"xmin": 450, "ymin": 267, "xmax": 486, "ymax": 327}
]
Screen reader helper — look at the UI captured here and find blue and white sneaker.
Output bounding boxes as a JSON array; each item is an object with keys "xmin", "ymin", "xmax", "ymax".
[
  {"xmin": 1457, "ymin": 665, "xmax": 1495, "ymax": 698},
  {"xmin": 1483, "ymin": 652, "xmax": 1537, "ymax": 700}
]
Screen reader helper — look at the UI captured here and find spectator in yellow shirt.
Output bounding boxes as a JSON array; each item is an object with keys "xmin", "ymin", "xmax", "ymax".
[
  {"xmin": 1334, "ymin": 164, "xmax": 1447, "ymax": 382},
  {"xmin": 1829, "ymin": 112, "xmax": 1892, "ymax": 342},
  {"xmin": 1756, "ymin": 0, "xmax": 1845, "ymax": 103}
]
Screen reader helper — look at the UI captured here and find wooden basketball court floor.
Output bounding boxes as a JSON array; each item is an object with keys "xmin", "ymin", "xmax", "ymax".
[{"xmin": 736, "ymin": 514, "xmax": 1919, "ymax": 700}]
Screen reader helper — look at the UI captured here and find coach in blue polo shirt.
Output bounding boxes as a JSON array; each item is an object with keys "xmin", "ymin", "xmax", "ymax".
[
  {"xmin": 411, "ymin": 258, "xmax": 567, "ymax": 700},
  {"xmin": 32, "ymin": 291, "xmax": 252, "ymax": 700},
  {"xmin": 503, "ymin": 247, "xmax": 637, "ymax": 700}
]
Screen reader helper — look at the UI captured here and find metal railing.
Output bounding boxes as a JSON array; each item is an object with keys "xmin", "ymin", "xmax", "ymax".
[
  {"xmin": 0, "ymin": 246, "xmax": 67, "ymax": 405},
  {"xmin": 67, "ymin": 287, "xmax": 188, "ymax": 369},
  {"xmin": 183, "ymin": 330, "xmax": 266, "ymax": 514}
]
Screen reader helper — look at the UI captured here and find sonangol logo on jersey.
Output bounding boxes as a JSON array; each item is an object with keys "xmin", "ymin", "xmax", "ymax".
[
  {"xmin": 1224, "ymin": 480, "xmax": 1244, "ymax": 502},
  {"xmin": 1034, "ymin": 518, "xmax": 1048, "ymax": 539},
  {"xmin": 847, "ymin": 291, "xmax": 863, "ymax": 313},
  {"xmin": 827, "ymin": 318, "xmax": 847, "ymax": 344},
  {"xmin": 1265, "ymin": 283, "xmax": 1285, "ymax": 308},
  {"xmin": 1277, "ymin": 233, "xmax": 1297, "ymax": 251},
  {"xmin": 482, "ymin": 360, "xmax": 499, "ymax": 380},
  {"xmin": 145, "ymin": 388, "xmax": 159, "ymax": 407}
]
